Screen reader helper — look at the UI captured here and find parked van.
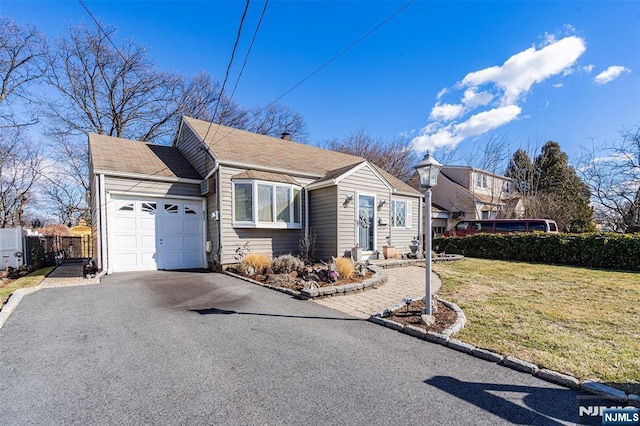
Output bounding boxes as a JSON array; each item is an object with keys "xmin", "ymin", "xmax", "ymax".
[{"xmin": 443, "ymin": 219, "xmax": 559, "ymax": 237}]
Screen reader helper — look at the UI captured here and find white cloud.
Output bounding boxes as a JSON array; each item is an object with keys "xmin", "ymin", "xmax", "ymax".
[
  {"xmin": 460, "ymin": 36, "xmax": 586, "ymax": 104},
  {"xmin": 429, "ymin": 102, "xmax": 465, "ymax": 121},
  {"xmin": 593, "ymin": 65, "xmax": 630, "ymax": 85},
  {"xmin": 411, "ymin": 34, "xmax": 586, "ymax": 154},
  {"xmin": 454, "ymin": 105, "xmax": 522, "ymax": 138},
  {"xmin": 583, "ymin": 64, "xmax": 594, "ymax": 73},
  {"xmin": 413, "ymin": 105, "xmax": 521, "ymax": 152},
  {"xmin": 462, "ymin": 88, "xmax": 494, "ymax": 108}
]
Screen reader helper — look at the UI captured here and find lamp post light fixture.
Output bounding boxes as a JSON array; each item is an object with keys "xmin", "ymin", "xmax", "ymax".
[{"xmin": 414, "ymin": 151, "xmax": 443, "ymax": 325}]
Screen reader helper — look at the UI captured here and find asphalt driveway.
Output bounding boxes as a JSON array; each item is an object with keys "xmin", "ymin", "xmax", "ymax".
[{"xmin": 0, "ymin": 271, "xmax": 585, "ymax": 425}]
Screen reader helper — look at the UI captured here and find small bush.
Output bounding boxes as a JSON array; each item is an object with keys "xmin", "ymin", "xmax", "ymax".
[
  {"xmin": 335, "ymin": 257, "xmax": 355, "ymax": 279},
  {"xmin": 241, "ymin": 253, "xmax": 272, "ymax": 275},
  {"xmin": 272, "ymin": 254, "xmax": 306, "ymax": 274}
]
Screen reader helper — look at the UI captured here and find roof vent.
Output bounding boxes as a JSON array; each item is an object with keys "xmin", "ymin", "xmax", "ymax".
[{"xmin": 280, "ymin": 132, "xmax": 291, "ymax": 141}]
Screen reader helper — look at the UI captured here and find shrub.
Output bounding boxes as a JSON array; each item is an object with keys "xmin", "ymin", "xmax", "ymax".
[
  {"xmin": 335, "ymin": 257, "xmax": 355, "ymax": 279},
  {"xmin": 433, "ymin": 233, "xmax": 640, "ymax": 271},
  {"xmin": 241, "ymin": 253, "xmax": 272, "ymax": 275},
  {"xmin": 272, "ymin": 254, "xmax": 306, "ymax": 274}
]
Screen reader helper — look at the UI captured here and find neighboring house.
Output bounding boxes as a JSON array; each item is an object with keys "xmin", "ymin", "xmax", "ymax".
[
  {"xmin": 89, "ymin": 116, "xmax": 423, "ymax": 273},
  {"xmin": 431, "ymin": 166, "xmax": 523, "ymax": 230}
]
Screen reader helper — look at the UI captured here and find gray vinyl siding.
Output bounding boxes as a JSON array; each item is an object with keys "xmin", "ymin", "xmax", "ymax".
[
  {"xmin": 175, "ymin": 124, "xmax": 210, "ymax": 177},
  {"xmin": 389, "ymin": 195, "xmax": 420, "ymax": 254},
  {"xmin": 308, "ymin": 186, "xmax": 338, "ymax": 259},
  {"xmin": 218, "ymin": 165, "xmax": 310, "ymax": 264},
  {"xmin": 104, "ymin": 176, "xmax": 201, "ymax": 197},
  {"xmin": 337, "ymin": 166, "xmax": 391, "ymax": 257}
]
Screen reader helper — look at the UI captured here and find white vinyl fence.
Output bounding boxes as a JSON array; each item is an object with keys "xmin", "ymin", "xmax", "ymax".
[{"xmin": 0, "ymin": 227, "xmax": 24, "ymax": 269}]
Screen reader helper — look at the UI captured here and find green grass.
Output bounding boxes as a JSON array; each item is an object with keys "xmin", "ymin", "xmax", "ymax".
[
  {"xmin": 0, "ymin": 266, "xmax": 56, "ymax": 306},
  {"xmin": 433, "ymin": 258, "xmax": 640, "ymax": 394}
]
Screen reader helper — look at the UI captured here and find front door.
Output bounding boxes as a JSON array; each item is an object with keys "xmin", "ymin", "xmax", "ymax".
[{"xmin": 357, "ymin": 195, "xmax": 375, "ymax": 252}]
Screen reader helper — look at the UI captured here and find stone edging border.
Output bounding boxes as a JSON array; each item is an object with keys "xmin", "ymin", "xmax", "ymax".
[
  {"xmin": 368, "ymin": 299, "xmax": 639, "ymax": 406},
  {"xmin": 223, "ymin": 265, "xmax": 388, "ymax": 300}
]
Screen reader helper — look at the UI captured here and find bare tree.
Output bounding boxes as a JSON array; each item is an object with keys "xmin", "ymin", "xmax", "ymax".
[
  {"xmin": 246, "ymin": 103, "xmax": 308, "ymax": 142},
  {"xmin": 0, "ymin": 127, "xmax": 43, "ymax": 227},
  {"xmin": 579, "ymin": 126, "xmax": 640, "ymax": 232},
  {"xmin": 0, "ymin": 18, "xmax": 48, "ymax": 128},
  {"xmin": 324, "ymin": 129, "xmax": 417, "ymax": 183}
]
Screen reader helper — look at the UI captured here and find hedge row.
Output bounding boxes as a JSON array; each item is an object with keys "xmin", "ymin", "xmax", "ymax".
[{"xmin": 433, "ymin": 233, "xmax": 640, "ymax": 271}]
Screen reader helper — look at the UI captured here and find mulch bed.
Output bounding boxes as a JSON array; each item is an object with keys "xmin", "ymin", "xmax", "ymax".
[
  {"xmin": 385, "ymin": 299, "xmax": 458, "ymax": 334},
  {"xmin": 249, "ymin": 271, "xmax": 374, "ymax": 292},
  {"xmin": 227, "ymin": 263, "xmax": 374, "ymax": 292}
]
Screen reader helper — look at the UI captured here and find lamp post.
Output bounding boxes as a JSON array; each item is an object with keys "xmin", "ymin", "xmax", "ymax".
[{"xmin": 414, "ymin": 151, "xmax": 442, "ymax": 325}]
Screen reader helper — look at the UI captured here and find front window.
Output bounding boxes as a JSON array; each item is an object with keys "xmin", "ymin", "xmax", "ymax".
[
  {"xmin": 234, "ymin": 183, "xmax": 253, "ymax": 222},
  {"xmin": 476, "ymin": 173, "xmax": 488, "ymax": 188},
  {"xmin": 233, "ymin": 180, "xmax": 302, "ymax": 228},
  {"xmin": 391, "ymin": 200, "xmax": 406, "ymax": 227}
]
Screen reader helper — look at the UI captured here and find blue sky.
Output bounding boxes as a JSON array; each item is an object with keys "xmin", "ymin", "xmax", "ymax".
[{"xmin": 2, "ymin": 0, "xmax": 639, "ymax": 165}]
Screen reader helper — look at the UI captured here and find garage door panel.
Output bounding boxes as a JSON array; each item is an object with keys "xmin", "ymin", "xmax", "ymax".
[
  {"xmin": 139, "ymin": 217, "xmax": 156, "ymax": 231},
  {"xmin": 182, "ymin": 235, "xmax": 201, "ymax": 249},
  {"xmin": 183, "ymin": 220, "xmax": 201, "ymax": 233},
  {"xmin": 140, "ymin": 235, "xmax": 156, "ymax": 249},
  {"xmin": 116, "ymin": 217, "xmax": 136, "ymax": 231},
  {"xmin": 116, "ymin": 235, "xmax": 137, "ymax": 249},
  {"xmin": 162, "ymin": 219, "xmax": 181, "ymax": 233}
]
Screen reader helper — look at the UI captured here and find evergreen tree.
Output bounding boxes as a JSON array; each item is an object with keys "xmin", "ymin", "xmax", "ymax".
[
  {"xmin": 505, "ymin": 149, "xmax": 533, "ymax": 194},
  {"xmin": 505, "ymin": 141, "xmax": 594, "ymax": 232}
]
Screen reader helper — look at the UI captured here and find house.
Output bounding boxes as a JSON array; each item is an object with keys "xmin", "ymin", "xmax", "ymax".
[
  {"xmin": 89, "ymin": 116, "xmax": 424, "ymax": 273},
  {"xmin": 430, "ymin": 166, "xmax": 524, "ymax": 231}
]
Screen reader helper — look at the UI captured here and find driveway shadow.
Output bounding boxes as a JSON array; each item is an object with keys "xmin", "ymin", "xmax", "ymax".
[
  {"xmin": 425, "ymin": 375, "xmax": 582, "ymax": 425},
  {"xmin": 191, "ymin": 307, "xmax": 362, "ymax": 321}
]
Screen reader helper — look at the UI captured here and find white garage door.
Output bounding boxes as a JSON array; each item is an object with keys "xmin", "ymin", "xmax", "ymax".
[{"xmin": 110, "ymin": 196, "xmax": 205, "ymax": 272}]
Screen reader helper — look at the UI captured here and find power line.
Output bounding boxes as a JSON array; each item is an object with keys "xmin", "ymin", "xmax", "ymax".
[
  {"xmin": 271, "ymin": 0, "xmax": 415, "ymax": 106},
  {"xmin": 208, "ymin": 0, "xmax": 269, "ymax": 145},
  {"xmin": 202, "ymin": 0, "xmax": 252, "ymax": 143},
  {"xmin": 207, "ymin": 0, "xmax": 415, "ymax": 146}
]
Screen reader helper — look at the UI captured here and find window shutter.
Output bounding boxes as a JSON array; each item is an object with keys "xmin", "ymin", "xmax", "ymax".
[{"xmin": 406, "ymin": 201, "xmax": 412, "ymax": 229}]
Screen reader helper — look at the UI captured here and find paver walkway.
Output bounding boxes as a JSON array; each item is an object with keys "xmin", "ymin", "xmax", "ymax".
[
  {"xmin": 39, "ymin": 261, "xmax": 101, "ymax": 288},
  {"xmin": 313, "ymin": 265, "xmax": 440, "ymax": 319}
]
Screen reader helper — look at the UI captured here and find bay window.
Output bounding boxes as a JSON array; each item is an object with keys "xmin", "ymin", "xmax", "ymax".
[{"xmin": 233, "ymin": 180, "xmax": 302, "ymax": 228}]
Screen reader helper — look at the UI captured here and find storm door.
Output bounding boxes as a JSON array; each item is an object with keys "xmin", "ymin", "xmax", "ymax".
[{"xmin": 357, "ymin": 195, "xmax": 375, "ymax": 252}]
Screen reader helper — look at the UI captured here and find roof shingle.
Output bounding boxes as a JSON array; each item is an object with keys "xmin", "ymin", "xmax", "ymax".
[
  {"xmin": 182, "ymin": 116, "xmax": 421, "ymax": 196},
  {"xmin": 89, "ymin": 133, "xmax": 202, "ymax": 180}
]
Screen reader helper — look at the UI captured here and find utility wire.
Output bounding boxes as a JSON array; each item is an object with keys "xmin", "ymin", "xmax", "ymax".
[
  {"xmin": 207, "ymin": 0, "xmax": 415, "ymax": 146},
  {"xmin": 201, "ymin": 0, "xmax": 252, "ymax": 143},
  {"xmin": 209, "ymin": 0, "xmax": 269, "ymax": 145},
  {"xmin": 272, "ymin": 0, "xmax": 415, "ymax": 106}
]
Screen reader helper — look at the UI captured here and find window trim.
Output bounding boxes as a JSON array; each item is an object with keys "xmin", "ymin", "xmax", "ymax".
[{"xmin": 232, "ymin": 179, "xmax": 302, "ymax": 229}]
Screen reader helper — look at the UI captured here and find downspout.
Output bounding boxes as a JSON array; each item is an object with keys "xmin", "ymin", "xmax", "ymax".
[
  {"xmin": 200, "ymin": 145, "xmax": 221, "ymax": 267},
  {"xmin": 99, "ymin": 173, "xmax": 108, "ymax": 273},
  {"xmin": 304, "ymin": 187, "xmax": 309, "ymax": 242}
]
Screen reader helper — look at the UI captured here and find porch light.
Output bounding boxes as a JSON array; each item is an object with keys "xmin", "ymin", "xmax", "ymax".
[
  {"xmin": 414, "ymin": 151, "xmax": 442, "ymax": 188},
  {"xmin": 414, "ymin": 151, "xmax": 442, "ymax": 325}
]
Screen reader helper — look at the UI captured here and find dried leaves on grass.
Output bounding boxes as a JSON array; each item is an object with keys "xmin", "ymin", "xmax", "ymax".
[{"xmin": 433, "ymin": 258, "xmax": 640, "ymax": 394}]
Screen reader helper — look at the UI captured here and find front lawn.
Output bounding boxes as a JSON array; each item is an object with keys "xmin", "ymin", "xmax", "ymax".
[
  {"xmin": 0, "ymin": 267, "xmax": 56, "ymax": 306},
  {"xmin": 433, "ymin": 258, "xmax": 640, "ymax": 394}
]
